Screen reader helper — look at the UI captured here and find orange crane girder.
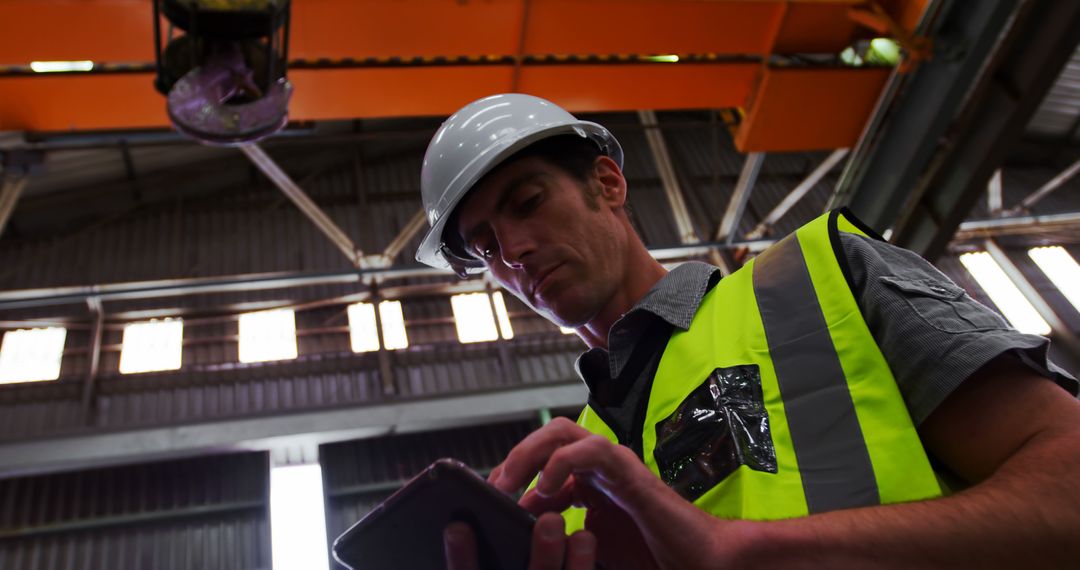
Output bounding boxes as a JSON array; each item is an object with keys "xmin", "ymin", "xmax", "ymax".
[{"xmin": 0, "ymin": 0, "xmax": 928, "ymax": 151}]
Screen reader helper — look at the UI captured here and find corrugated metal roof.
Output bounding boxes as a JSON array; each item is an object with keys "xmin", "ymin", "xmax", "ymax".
[{"xmin": 1026, "ymin": 44, "xmax": 1080, "ymax": 140}]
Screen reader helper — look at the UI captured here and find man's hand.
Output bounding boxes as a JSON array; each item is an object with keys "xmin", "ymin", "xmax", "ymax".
[
  {"xmin": 443, "ymin": 512, "xmax": 596, "ymax": 570},
  {"xmin": 487, "ymin": 417, "xmax": 747, "ymax": 569}
]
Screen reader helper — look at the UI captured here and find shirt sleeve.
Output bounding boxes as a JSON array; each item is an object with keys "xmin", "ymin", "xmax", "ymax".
[{"xmin": 839, "ymin": 233, "xmax": 1078, "ymax": 425}]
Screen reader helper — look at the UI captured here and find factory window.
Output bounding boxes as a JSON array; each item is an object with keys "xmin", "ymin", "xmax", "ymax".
[
  {"xmin": 450, "ymin": 292, "xmax": 514, "ymax": 343},
  {"xmin": 347, "ymin": 300, "xmax": 409, "ymax": 352},
  {"xmin": 238, "ymin": 309, "xmax": 298, "ymax": 363},
  {"xmin": 0, "ymin": 327, "xmax": 67, "ymax": 384},
  {"xmin": 959, "ymin": 252, "xmax": 1051, "ymax": 335},
  {"xmin": 119, "ymin": 318, "xmax": 183, "ymax": 374},
  {"xmin": 1028, "ymin": 246, "xmax": 1080, "ymax": 314},
  {"xmin": 378, "ymin": 300, "xmax": 409, "ymax": 350},
  {"xmin": 270, "ymin": 462, "xmax": 329, "ymax": 570}
]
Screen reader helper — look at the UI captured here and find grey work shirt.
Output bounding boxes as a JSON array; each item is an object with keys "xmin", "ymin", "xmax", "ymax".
[{"xmin": 576, "ymin": 235, "xmax": 1078, "ymax": 456}]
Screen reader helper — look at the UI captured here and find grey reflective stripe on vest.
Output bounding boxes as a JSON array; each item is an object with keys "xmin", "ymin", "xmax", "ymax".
[{"xmin": 752, "ymin": 234, "xmax": 880, "ymax": 513}]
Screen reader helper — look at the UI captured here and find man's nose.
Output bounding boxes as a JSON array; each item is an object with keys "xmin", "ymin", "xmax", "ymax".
[{"xmin": 494, "ymin": 224, "xmax": 535, "ymax": 269}]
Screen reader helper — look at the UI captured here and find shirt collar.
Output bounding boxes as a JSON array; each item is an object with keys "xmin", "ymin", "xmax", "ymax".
[{"xmin": 574, "ymin": 261, "xmax": 722, "ymax": 384}]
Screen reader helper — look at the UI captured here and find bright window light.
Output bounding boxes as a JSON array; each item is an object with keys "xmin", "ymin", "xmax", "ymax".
[
  {"xmin": 238, "ymin": 309, "xmax": 298, "ymax": 363},
  {"xmin": 30, "ymin": 60, "xmax": 94, "ymax": 73},
  {"xmin": 378, "ymin": 300, "xmax": 409, "ymax": 350},
  {"xmin": 491, "ymin": 292, "xmax": 515, "ymax": 340},
  {"xmin": 119, "ymin": 318, "xmax": 183, "ymax": 374},
  {"xmin": 0, "ymin": 327, "xmax": 67, "ymax": 384},
  {"xmin": 959, "ymin": 252, "xmax": 1051, "ymax": 335},
  {"xmin": 1029, "ymin": 246, "xmax": 1080, "ymax": 314},
  {"xmin": 451, "ymin": 293, "xmax": 514, "ymax": 343},
  {"xmin": 559, "ymin": 326, "xmax": 576, "ymax": 335},
  {"xmin": 346, "ymin": 303, "xmax": 379, "ymax": 353},
  {"xmin": 270, "ymin": 463, "xmax": 329, "ymax": 570},
  {"xmin": 347, "ymin": 301, "xmax": 409, "ymax": 352},
  {"xmin": 451, "ymin": 293, "xmax": 499, "ymax": 343}
]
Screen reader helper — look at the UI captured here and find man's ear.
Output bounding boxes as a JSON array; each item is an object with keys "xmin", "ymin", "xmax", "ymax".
[{"xmin": 593, "ymin": 155, "xmax": 627, "ymax": 209}]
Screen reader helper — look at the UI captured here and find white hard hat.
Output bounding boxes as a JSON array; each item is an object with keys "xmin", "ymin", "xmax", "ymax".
[{"xmin": 415, "ymin": 93, "xmax": 623, "ymax": 276}]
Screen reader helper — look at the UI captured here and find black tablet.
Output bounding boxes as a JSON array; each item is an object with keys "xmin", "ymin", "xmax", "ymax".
[{"xmin": 332, "ymin": 458, "xmax": 536, "ymax": 570}]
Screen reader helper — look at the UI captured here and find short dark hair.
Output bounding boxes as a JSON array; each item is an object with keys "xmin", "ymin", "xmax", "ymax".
[{"xmin": 443, "ymin": 135, "xmax": 605, "ymax": 259}]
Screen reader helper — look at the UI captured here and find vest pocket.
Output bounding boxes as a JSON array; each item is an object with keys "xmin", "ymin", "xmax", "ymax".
[
  {"xmin": 878, "ymin": 274, "xmax": 1010, "ymax": 333},
  {"xmin": 653, "ymin": 365, "xmax": 777, "ymax": 502}
]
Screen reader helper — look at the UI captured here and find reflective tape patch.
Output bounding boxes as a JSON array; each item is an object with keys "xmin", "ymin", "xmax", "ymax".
[{"xmin": 752, "ymin": 234, "xmax": 879, "ymax": 513}]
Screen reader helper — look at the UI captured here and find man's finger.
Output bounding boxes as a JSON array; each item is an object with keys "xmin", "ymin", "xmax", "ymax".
[
  {"xmin": 565, "ymin": 530, "xmax": 597, "ymax": 570},
  {"xmin": 519, "ymin": 476, "xmax": 575, "ymax": 515},
  {"xmin": 535, "ymin": 435, "xmax": 633, "ymax": 499},
  {"xmin": 487, "ymin": 462, "xmax": 504, "ymax": 485},
  {"xmin": 444, "ymin": 521, "xmax": 478, "ymax": 570},
  {"xmin": 528, "ymin": 512, "xmax": 567, "ymax": 570},
  {"xmin": 495, "ymin": 418, "xmax": 590, "ymax": 493}
]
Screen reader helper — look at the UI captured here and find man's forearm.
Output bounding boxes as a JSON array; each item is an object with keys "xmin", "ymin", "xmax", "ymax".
[{"xmin": 733, "ymin": 427, "xmax": 1080, "ymax": 568}]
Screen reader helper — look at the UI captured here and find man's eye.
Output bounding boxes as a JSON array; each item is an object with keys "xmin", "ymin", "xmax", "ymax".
[{"xmin": 519, "ymin": 192, "xmax": 542, "ymax": 212}]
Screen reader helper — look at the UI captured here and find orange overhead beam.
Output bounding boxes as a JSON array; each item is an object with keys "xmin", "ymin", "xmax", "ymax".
[
  {"xmin": 734, "ymin": 66, "xmax": 892, "ymax": 152},
  {"xmin": 0, "ymin": 63, "xmax": 759, "ymax": 131},
  {"xmin": 0, "ymin": 0, "xmax": 923, "ymax": 65}
]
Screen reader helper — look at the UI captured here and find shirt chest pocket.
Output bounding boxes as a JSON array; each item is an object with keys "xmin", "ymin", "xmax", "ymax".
[{"xmin": 879, "ymin": 274, "xmax": 1010, "ymax": 334}]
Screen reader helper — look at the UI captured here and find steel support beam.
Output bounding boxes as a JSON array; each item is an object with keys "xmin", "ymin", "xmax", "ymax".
[
  {"xmin": 240, "ymin": 143, "xmax": 364, "ymax": 267},
  {"xmin": 0, "ymin": 174, "xmax": 29, "ymax": 237},
  {"xmin": 1011, "ymin": 157, "xmax": 1080, "ymax": 213},
  {"xmin": 0, "ymin": 240, "xmax": 777, "ymax": 311},
  {"xmin": 80, "ymin": 297, "xmax": 104, "ymax": 425},
  {"xmin": 830, "ymin": 0, "xmax": 1021, "ymax": 235},
  {"xmin": 986, "ymin": 169, "xmax": 1003, "ymax": 216},
  {"xmin": 381, "ymin": 208, "xmax": 429, "ymax": 265},
  {"xmin": 984, "ymin": 239, "xmax": 1080, "ymax": 361},
  {"xmin": 639, "ymin": 110, "xmax": 699, "ymax": 244},
  {"xmin": 0, "ymin": 382, "xmax": 588, "ymax": 477},
  {"xmin": 716, "ymin": 152, "xmax": 764, "ymax": 243},
  {"xmin": 746, "ymin": 148, "xmax": 848, "ymax": 239},
  {"xmin": 953, "ymin": 211, "xmax": 1080, "ymax": 240},
  {"xmin": 843, "ymin": 0, "xmax": 1080, "ymax": 259}
]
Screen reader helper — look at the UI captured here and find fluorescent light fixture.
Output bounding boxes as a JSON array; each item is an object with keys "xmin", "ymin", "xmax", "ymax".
[
  {"xmin": 491, "ymin": 292, "xmax": 515, "ymax": 340},
  {"xmin": 346, "ymin": 303, "xmax": 379, "ymax": 353},
  {"xmin": 0, "ymin": 327, "xmax": 67, "ymax": 384},
  {"xmin": 379, "ymin": 300, "xmax": 409, "ymax": 350},
  {"xmin": 119, "ymin": 318, "xmax": 183, "ymax": 374},
  {"xmin": 646, "ymin": 54, "xmax": 679, "ymax": 63},
  {"xmin": 559, "ymin": 326, "xmax": 576, "ymax": 335},
  {"xmin": 451, "ymin": 293, "xmax": 500, "ymax": 343},
  {"xmin": 30, "ymin": 60, "xmax": 93, "ymax": 73},
  {"xmin": 1029, "ymin": 246, "xmax": 1080, "ymax": 314},
  {"xmin": 270, "ymin": 463, "xmax": 329, "ymax": 570},
  {"xmin": 238, "ymin": 309, "xmax": 298, "ymax": 363},
  {"xmin": 959, "ymin": 252, "xmax": 1051, "ymax": 335}
]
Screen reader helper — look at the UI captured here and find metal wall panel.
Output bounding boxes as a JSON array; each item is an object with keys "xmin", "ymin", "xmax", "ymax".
[{"xmin": 0, "ymin": 452, "xmax": 270, "ymax": 570}]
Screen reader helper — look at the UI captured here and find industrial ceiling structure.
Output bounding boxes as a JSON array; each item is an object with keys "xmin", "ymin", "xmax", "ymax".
[{"xmin": 1, "ymin": 1, "xmax": 1079, "ymax": 568}]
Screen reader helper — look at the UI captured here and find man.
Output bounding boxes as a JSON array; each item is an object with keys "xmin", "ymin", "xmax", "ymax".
[{"xmin": 415, "ymin": 94, "xmax": 1080, "ymax": 569}]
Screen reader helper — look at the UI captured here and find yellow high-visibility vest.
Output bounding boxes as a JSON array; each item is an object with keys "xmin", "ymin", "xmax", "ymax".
[{"xmin": 562, "ymin": 210, "xmax": 942, "ymax": 531}]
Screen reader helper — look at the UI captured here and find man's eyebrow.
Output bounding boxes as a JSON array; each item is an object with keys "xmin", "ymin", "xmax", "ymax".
[{"xmin": 461, "ymin": 171, "xmax": 546, "ymax": 247}]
